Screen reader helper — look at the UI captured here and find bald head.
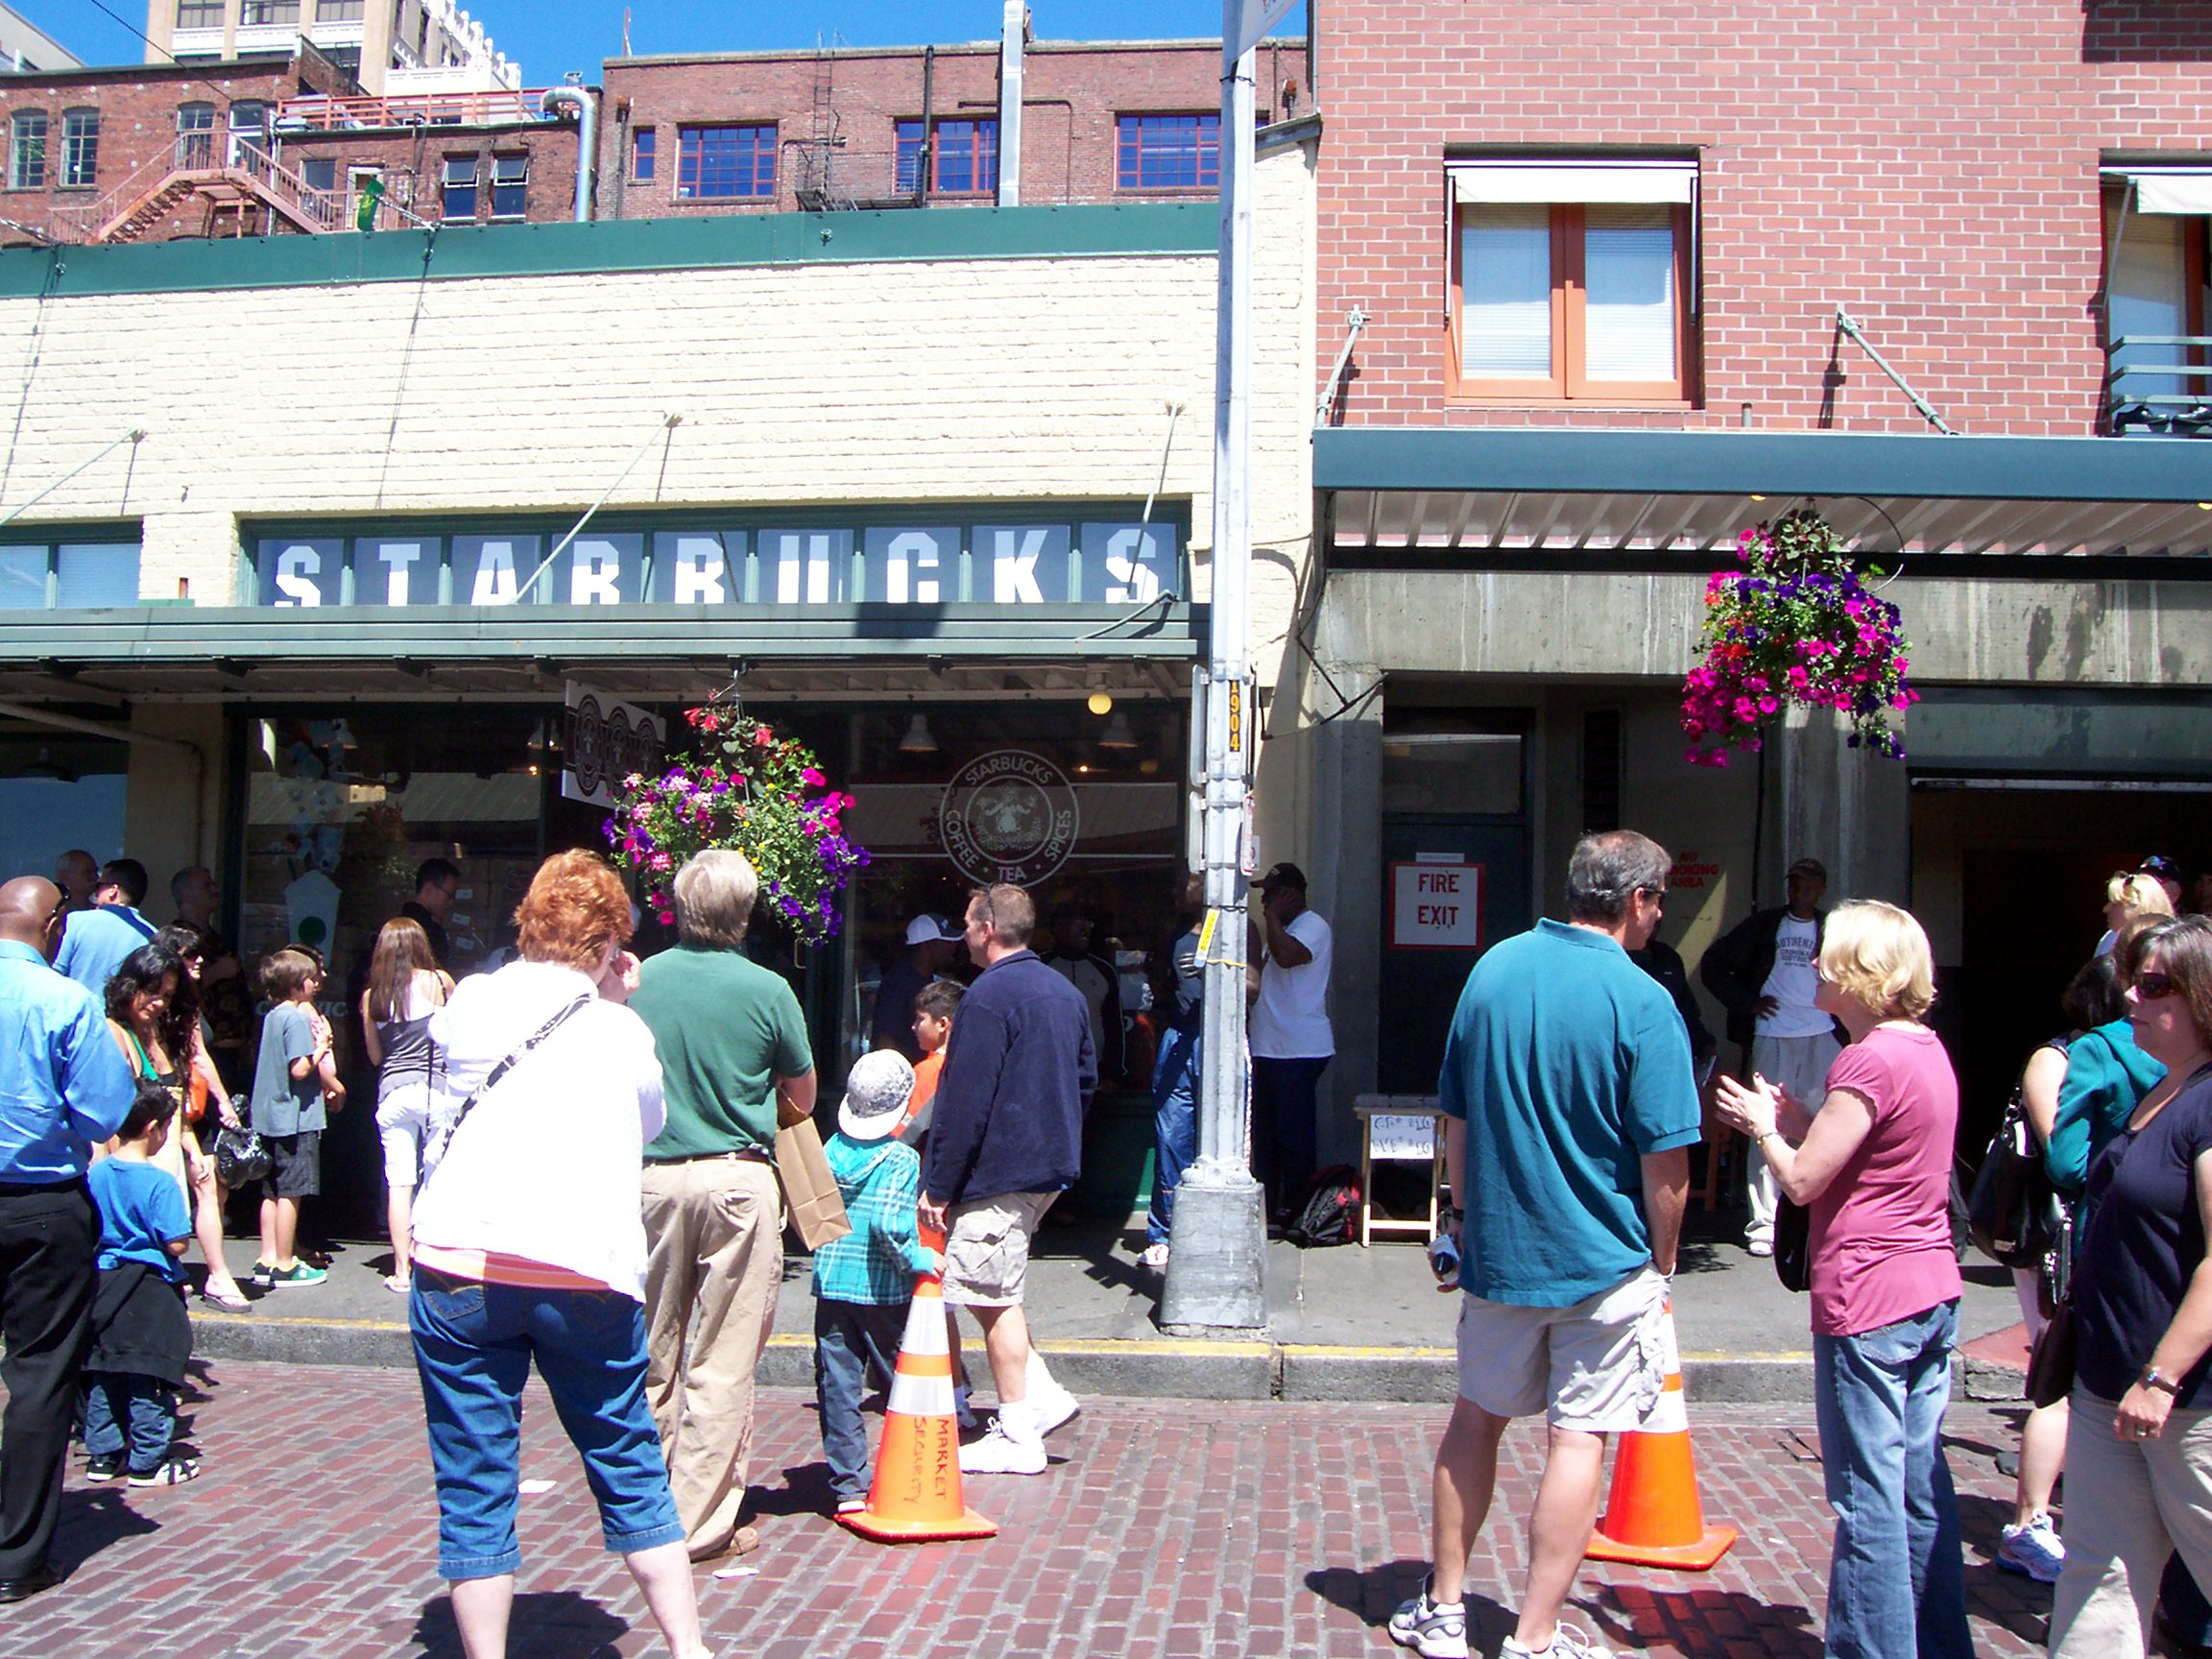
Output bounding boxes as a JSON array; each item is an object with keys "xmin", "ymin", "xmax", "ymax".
[
  {"xmin": 0, "ymin": 877, "xmax": 64, "ymax": 958},
  {"xmin": 53, "ymin": 851, "xmax": 96, "ymax": 908}
]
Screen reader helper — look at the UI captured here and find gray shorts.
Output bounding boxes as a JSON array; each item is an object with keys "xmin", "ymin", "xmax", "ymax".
[
  {"xmin": 942, "ymin": 1190, "xmax": 1057, "ymax": 1308},
  {"xmin": 1455, "ymin": 1265, "xmax": 1670, "ymax": 1432}
]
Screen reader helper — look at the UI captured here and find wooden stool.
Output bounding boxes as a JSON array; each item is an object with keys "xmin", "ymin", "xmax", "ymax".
[{"xmin": 1352, "ymin": 1094, "xmax": 1447, "ymax": 1246}]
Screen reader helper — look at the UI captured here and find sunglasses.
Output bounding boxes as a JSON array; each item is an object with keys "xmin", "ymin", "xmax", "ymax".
[{"xmin": 2137, "ymin": 973, "xmax": 2178, "ymax": 1002}]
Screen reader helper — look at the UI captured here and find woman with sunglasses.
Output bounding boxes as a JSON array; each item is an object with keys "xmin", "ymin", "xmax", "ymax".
[
  {"xmin": 106, "ymin": 942, "xmax": 252, "ymax": 1311},
  {"xmin": 2049, "ymin": 916, "xmax": 2212, "ymax": 1654}
]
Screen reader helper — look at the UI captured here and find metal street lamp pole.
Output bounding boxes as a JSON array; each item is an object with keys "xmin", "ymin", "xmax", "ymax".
[{"xmin": 1161, "ymin": 0, "xmax": 1295, "ymax": 1333}]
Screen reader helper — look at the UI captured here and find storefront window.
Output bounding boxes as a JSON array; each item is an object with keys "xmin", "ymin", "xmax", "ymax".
[
  {"xmin": 836, "ymin": 701, "xmax": 1189, "ymax": 1094},
  {"xmin": 0, "ymin": 735, "xmax": 127, "ymax": 881},
  {"xmin": 238, "ymin": 709, "xmax": 550, "ymax": 998}
]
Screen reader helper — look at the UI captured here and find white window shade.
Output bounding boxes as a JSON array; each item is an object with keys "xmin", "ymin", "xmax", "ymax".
[
  {"xmin": 1451, "ymin": 159, "xmax": 1695, "ymax": 205},
  {"xmin": 2118, "ymin": 169, "xmax": 2212, "ymax": 216}
]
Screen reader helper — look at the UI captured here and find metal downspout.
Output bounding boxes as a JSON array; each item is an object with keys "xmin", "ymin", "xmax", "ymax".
[{"xmin": 540, "ymin": 84, "xmax": 597, "ymax": 222}]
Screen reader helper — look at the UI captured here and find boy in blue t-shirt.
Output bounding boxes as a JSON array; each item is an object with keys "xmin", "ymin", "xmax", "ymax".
[
  {"xmin": 84, "ymin": 1081, "xmax": 201, "ymax": 1486},
  {"xmin": 812, "ymin": 1050, "xmax": 936, "ymax": 1513}
]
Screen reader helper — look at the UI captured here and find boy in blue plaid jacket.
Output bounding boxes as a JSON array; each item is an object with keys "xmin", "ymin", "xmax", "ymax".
[{"xmin": 812, "ymin": 1049, "xmax": 937, "ymax": 1512}]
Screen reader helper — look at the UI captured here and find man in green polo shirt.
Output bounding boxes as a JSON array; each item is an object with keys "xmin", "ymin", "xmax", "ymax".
[{"xmin": 629, "ymin": 850, "xmax": 815, "ymax": 1565}]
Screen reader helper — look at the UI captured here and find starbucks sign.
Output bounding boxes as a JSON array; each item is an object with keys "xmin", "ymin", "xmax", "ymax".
[{"xmin": 938, "ymin": 750, "xmax": 1079, "ymax": 887}]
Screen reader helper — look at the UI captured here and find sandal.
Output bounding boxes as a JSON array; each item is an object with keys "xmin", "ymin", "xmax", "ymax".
[
  {"xmin": 199, "ymin": 1286, "xmax": 252, "ymax": 1312},
  {"xmin": 383, "ymin": 1274, "xmax": 412, "ymax": 1293}
]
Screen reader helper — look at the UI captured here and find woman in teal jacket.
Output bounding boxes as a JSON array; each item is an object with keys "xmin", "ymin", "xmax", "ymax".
[{"xmin": 2047, "ymin": 1011, "xmax": 2167, "ymax": 1196}]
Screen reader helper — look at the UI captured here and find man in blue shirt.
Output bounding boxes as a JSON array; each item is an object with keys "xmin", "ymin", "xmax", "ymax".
[
  {"xmin": 52, "ymin": 857, "xmax": 158, "ymax": 997},
  {"xmin": 1391, "ymin": 832, "xmax": 1701, "ymax": 1659},
  {"xmin": 0, "ymin": 876, "xmax": 136, "ymax": 1601}
]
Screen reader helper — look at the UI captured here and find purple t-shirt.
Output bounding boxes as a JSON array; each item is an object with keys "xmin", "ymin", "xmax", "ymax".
[{"xmin": 1807, "ymin": 1024, "xmax": 1963, "ymax": 1337}]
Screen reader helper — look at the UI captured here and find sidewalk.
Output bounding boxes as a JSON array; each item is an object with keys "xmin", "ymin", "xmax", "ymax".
[
  {"xmin": 4, "ymin": 1357, "xmax": 2051, "ymax": 1657},
  {"xmin": 185, "ymin": 1208, "xmax": 2029, "ymax": 1403}
]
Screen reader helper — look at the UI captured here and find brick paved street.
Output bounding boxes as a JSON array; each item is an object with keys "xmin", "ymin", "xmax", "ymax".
[{"xmin": 7, "ymin": 1360, "xmax": 2054, "ymax": 1658}]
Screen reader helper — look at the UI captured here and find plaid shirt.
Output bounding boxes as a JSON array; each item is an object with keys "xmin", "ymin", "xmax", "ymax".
[{"xmin": 812, "ymin": 1132, "xmax": 931, "ymax": 1306}]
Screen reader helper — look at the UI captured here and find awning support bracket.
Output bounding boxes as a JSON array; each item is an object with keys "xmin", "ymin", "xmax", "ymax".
[{"xmin": 1833, "ymin": 308, "xmax": 1960, "ymax": 435}]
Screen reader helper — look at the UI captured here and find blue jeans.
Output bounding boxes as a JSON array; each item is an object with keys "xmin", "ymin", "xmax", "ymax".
[
  {"xmin": 1148, "ymin": 1024, "xmax": 1200, "ymax": 1245},
  {"xmin": 1813, "ymin": 1299, "xmax": 1971, "ymax": 1659},
  {"xmin": 1252, "ymin": 1054, "xmax": 1328, "ymax": 1217},
  {"xmin": 812, "ymin": 1297, "xmax": 907, "ymax": 1503},
  {"xmin": 83, "ymin": 1371, "xmax": 174, "ymax": 1475},
  {"xmin": 410, "ymin": 1268, "xmax": 685, "ymax": 1580}
]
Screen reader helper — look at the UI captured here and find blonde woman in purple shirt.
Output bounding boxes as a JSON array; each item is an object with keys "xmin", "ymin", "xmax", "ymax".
[{"xmin": 1717, "ymin": 900, "xmax": 1968, "ymax": 1659}]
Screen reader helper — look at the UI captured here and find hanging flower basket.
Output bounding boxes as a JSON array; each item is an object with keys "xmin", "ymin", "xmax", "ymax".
[
  {"xmin": 1681, "ymin": 508, "xmax": 1917, "ymax": 768},
  {"xmin": 605, "ymin": 701, "xmax": 869, "ymax": 946}
]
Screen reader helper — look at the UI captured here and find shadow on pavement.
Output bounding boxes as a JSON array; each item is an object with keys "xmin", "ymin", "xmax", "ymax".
[
  {"xmin": 1303, "ymin": 1560, "xmax": 1511, "ymax": 1639},
  {"xmin": 1593, "ymin": 1584, "xmax": 1819, "ymax": 1656},
  {"xmin": 413, "ymin": 1590, "xmax": 629, "ymax": 1657},
  {"xmin": 54, "ymin": 1485, "xmax": 156, "ymax": 1574},
  {"xmin": 1952, "ymin": 1488, "xmax": 2056, "ymax": 1648}
]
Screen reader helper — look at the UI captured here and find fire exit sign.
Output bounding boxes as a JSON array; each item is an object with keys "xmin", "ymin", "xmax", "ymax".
[{"xmin": 1389, "ymin": 858, "xmax": 1482, "ymax": 950}]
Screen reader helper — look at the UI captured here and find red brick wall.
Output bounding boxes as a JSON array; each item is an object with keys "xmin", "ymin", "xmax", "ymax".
[
  {"xmin": 600, "ymin": 37, "xmax": 1308, "ymax": 217},
  {"xmin": 1317, "ymin": 1, "xmax": 2212, "ymax": 436}
]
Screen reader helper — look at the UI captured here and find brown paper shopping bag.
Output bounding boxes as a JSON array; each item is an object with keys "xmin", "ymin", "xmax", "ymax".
[{"xmin": 774, "ymin": 1114, "xmax": 852, "ymax": 1250}]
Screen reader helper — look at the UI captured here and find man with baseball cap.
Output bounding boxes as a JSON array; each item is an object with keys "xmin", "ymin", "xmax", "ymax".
[
  {"xmin": 1248, "ymin": 861, "xmax": 1334, "ymax": 1225},
  {"xmin": 872, "ymin": 914, "xmax": 962, "ymax": 1061},
  {"xmin": 2141, "ymin": 854, "xmax": 2183, "ymax": 910},
  {"xmin": 1698, "ymin": 854, "xmax": 1840, "ymax": 1257}
]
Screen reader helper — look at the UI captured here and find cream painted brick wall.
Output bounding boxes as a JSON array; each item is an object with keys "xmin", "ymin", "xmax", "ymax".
[{"xmin": 0, "ymin": 146, "xmax": 1317, "ymax": 686}]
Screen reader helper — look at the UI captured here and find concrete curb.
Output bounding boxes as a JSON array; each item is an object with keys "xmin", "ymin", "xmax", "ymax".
[{"xmin": 188, "ymin": 1311, "xmax": 1906, "ymax": 1405}]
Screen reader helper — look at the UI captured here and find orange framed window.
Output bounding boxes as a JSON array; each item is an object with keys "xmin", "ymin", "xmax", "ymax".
[{"xmin": 1451, "ymin": 202, "xmax": 1695, "ymax": 403}]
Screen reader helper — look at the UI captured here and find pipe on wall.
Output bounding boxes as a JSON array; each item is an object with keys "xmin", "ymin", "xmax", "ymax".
[{"xmin": 540, "ymin": 84, "xmax": 597, "ymax": 223}]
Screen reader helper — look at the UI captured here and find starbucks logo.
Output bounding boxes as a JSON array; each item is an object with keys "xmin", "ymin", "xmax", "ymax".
[{"xmin": 938, "ymin": 750, "xmax": 1079, "ymax": 886}]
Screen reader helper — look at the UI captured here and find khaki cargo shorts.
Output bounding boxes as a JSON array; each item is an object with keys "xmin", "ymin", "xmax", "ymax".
[
  {"xmin": 1455, "ymin": 1264, "xmax": 1670, "ymax": 1432},
  {"xmin": 942, "ymin": 1190, "xmax": 1058, "ymax": 1308}
]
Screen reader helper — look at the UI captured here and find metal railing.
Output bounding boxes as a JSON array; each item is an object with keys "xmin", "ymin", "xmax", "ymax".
[
  {"xmin": 40, "ymin": 129, "xmax": 421, "ymax": 240},
  {"xmin": 273, "ymin": 88, "xmax": 557, "ymax": 132},
  {"xmin": 2105, "ymin": 334, "xmax": 2212, "ymax": 437}
]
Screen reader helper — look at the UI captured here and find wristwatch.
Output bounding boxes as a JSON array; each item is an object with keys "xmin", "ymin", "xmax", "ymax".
[{"xmin": 2142, "ymin": 1364, "xmax": 2182, "ymax": 1396}]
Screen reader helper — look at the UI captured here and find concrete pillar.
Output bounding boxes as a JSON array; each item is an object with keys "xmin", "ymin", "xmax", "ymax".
[
  {"xmin": 1257, "ymin": 640, "xmax": 1382, "ymax": 1170},
  {"xmin": 1774, "ymin": 706, "xmax": 1911, "ymax": 906},
  {"xmin": 124, "ymin": 704, "xmax": 227, "ymax": 905}
]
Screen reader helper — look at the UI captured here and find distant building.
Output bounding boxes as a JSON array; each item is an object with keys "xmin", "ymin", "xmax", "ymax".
[
  {"xmin": 141, "ymin": 0, "xmax": 517, "ymax": 97},
  {"xmin": 0, "ymin": 42, "xmax": 580, "ymax": 244},
  {"xmin": 602, "ymin": 20, "xmax": 1307, "ymax": 217},
  {"xmin": 0, "ymin": 5, "xmax": 83, "ymax": 73}
]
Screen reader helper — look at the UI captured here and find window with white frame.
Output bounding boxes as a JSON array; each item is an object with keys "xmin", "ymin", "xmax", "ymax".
[
  {"xmin": 442, "ymin": 155, "xmax": 478, "ymax": 221},
  {"xmin": 1450, "ymin": 158, "xmax": 1698, "ymax": 402},
  {"xmin": 10, "ymin": 109, "xmax": 47, "ymax": 189},
  {"xmin": 60, "ymin": 109, "xmax": 97, "ymax": 188},
  {"xmin": 490, "ymin": 153, "xmax": 527, "ymax": 219},
  {"xmin": 2102, "ymin": 167, "xmax": 2211, "ymax": 433}
]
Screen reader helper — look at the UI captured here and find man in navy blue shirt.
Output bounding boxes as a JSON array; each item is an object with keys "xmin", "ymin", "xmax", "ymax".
[
  {"xmin": 52, "ymin": 857, "xmax": 158, "ymax": 997},
  {"xmin": 920, "ymin": 883, "xmax": 1095, "ymax": 1476},
  {"xmin": 0, "ymin": 876, "xmax": 136, "ymax": 1600}
]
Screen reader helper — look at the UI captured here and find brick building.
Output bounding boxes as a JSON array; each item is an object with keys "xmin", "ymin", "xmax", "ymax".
[
  {"xmin": 1270, "ymin": 0, "xmax": 2212, "ymax": 1154},
  {"xmin": 141, "ymin": 0, "xmax": 518, "ymax": 97},
  {"xmin": 0, "ymin": 43, "xmax": 582, "ymax": 243},
  {"xmin": 600, "ymin": 24, "xmax": 1307, "ymax": 216}
]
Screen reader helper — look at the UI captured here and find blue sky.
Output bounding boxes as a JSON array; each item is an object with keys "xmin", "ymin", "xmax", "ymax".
[{"xmin": 55, "ymin": 2, "xmax": 1306, "ymax": 82}]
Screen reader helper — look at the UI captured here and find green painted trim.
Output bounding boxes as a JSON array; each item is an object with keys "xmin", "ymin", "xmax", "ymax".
[
  {"xmin": 0, "ymin": 602, "xmax": 1209, "ymax": 660},
  {"xmin": 1313, "ymin": 426, "xmax": 2212, "ymax": 505},
  {"xmin": 0, "ymin": 205, "xmax": 1215, "ymax": 300}
]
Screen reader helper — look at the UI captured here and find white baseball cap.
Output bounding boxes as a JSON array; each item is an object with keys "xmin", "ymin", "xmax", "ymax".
[
  {"xmin": 904, "ymin": 914, "xmax": 958, "ymax": 946},
  {"xmin": 838, "ymin": 1050, "xmax": 916, "ymax": 1141}
]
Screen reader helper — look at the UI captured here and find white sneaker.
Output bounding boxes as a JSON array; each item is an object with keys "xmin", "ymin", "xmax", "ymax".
[
  {"xmin": 1998, "ymin": 1512, "xmax": 2065, "ymax": 1582},
  {"xmin": 1502, "ymin": 1623, "xmax": 1610, "ymax": 1659},
  {"xmin": 1139, "ymin": 1241, "xmax": 1171, "ymax": 1270},
  {"xmin": 1386, "ymin": 1576, "xmax": 1469, "ymax": 1659},
  {"xmin": 958, "ymin": 1417, "xmax": 1046, "ymax": 1475},
  {"xmin": 1029, "ymin": 1382, "xmax": 1081, "ymax": 1436},
  {"xmin": 1745, "ymin": 1238, "xmax": 1774, "ymax": 1259}
]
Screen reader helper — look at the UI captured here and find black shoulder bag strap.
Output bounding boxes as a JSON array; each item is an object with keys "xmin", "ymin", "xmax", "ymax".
[{"xmin": 421, "ymin": 994, "xmax": 591, "ymax": 1187}]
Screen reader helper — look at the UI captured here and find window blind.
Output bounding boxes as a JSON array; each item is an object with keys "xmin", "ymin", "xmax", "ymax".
[
  {"xmin": 1450, "ymin": 159, "xmax": 1696, "ymax": 205},
  {"xmin": 1460, "ymin": 204, "xmax": 1552, "ymax": 377}
]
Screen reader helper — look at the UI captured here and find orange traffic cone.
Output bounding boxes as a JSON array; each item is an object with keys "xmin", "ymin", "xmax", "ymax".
[
  {"xmin": 837, "ymin": 1228, "xmax": 996, "ymax": 1544},
  {"xmin": 1585, "ymin": 1298, "xmax": 1737, "ymax": 1570}
]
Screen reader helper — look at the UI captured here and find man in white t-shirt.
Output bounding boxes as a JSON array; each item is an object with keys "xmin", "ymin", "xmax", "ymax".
[
  {"xmin": 1697, "ymin": 856, "xmax": 1839, "ymax": 1257},
  {"xmin": 1248, "ymin": 862, "xmax": 1334, "ymax": 1224}
]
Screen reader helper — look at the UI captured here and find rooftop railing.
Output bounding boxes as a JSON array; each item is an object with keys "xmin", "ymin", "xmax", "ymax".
[{"xmin": 2105, "ymin": 334, "xmax": 2212, "ymax": 437}]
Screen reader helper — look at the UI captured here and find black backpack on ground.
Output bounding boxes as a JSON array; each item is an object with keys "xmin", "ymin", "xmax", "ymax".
[{"xmin": 1286, "ymin": 1165, "xmax": 1361, "ymax": 1248}]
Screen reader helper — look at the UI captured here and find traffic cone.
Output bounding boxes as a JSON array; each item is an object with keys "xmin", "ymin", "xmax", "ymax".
[
  {"xmin": 1585, "ymin": 1298, "xmax": 1738, "ymax": 1570},
  {"xmin": 837, "ymin": 1227, "xmax": 996, "ymax": 1544}
]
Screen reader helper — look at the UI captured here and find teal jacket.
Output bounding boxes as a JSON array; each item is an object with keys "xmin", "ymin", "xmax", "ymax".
[{"xmin": 2046, "ymin": 1018, "xmax": 2166, "ymax": 1195}]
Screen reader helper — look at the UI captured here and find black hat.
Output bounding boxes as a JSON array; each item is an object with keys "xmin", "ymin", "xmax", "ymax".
[
  {"xmin": 2141, "ymin": 854, "xmax": 2181, "ymax": 881},
  {"xmin": 1255, "ymin": 861, "xmax": 1308, "ymax": 892}
]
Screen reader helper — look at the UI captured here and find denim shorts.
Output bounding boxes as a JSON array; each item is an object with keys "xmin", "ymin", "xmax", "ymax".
[{"xmin": 409, "ymin": 1267, "xmax": 684, "ymax": 1579}]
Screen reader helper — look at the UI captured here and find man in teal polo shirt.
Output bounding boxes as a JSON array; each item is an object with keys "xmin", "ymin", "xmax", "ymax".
[
  {"xmin": 1391, "ymin": 830, "xmax": 1701, "ymax": 1659},
  {"xmin": 629, "ymin": 850, "xmax": 815, "ymax": 1566}
]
